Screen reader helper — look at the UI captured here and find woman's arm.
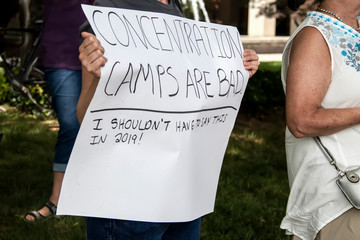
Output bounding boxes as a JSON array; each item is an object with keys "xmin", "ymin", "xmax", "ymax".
[
  {"xmin": 77, "ymin": 32, "xmax": 107, "ymax": 123},
  {"xmin": 286, "ymin": 27, "xmax": 360, "ymax": 138}
]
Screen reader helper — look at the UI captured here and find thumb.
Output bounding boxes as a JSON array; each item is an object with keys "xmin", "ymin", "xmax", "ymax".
[{"xmin": 81, "ymin": 31, "xmax": 95, "ymax": 39}]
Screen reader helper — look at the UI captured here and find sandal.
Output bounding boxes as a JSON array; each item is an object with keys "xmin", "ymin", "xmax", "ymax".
[{"xmin": 24, "ymin": 201, "xmax": 57, "ymax": 223}]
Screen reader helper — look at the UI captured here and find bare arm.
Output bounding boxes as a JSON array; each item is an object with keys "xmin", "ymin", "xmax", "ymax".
[
  {"xmin": 77, "ymin": 32, "xmax": 107, "ymax": 123},
  {"xmin": 286, "ymin": 27, "xmax": 360, "ymax": 138}
]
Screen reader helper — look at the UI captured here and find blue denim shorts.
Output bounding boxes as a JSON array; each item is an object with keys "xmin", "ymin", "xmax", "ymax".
[{"xmin": 86, "ymin": 217, "xmax": 201, "ymax": 240}]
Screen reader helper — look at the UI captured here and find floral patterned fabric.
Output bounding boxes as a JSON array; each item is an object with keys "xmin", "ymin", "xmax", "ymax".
[{"xmin": 306, "ymin": 12, "xmax": 360, "ymax": 72}]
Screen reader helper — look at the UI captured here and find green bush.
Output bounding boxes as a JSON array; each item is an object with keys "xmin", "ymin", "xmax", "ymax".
[
  {"xmin": 0, "ymin": 67, "xmax": 12, "ymax": 104},
  {"xmin": 0, "ymin": 67, "xmax": 53, "ymax": 118},
  {"xmin": 241, "ymin": 62, "xmax": 285, "ymax": 117},
  {"xmin": 10, "ymin": 84, "xmax": 53, "ymax": 118}
]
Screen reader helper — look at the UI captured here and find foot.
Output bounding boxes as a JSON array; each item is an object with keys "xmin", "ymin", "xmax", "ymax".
[{"xmin": 24, "ymin": 201, "xmax": 57, "ymax": 222}]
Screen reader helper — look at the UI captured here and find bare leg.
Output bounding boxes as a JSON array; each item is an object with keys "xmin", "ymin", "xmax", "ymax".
[{"xmin": 24, "ymin": 171, "xmax": 64, "ymax": 221}]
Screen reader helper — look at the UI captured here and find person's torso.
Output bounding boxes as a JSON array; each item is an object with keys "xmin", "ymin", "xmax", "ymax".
[{"xmin": 38, "ymin": 0, "xmax": 93, "ymax": 70}]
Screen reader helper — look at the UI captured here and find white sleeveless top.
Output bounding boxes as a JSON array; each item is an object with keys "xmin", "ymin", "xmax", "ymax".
[{"xmin": 280, "ymin": 11, "xmax": 360, "ymax": 240}]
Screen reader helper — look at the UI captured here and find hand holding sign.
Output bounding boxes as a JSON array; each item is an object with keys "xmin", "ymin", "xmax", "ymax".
[
  {"xmin": 243, "ymin": 49, "xmax": 260, "ymax": 78},
  {"xmin": 79, "ymin": 32, "xmax": 107, "ymax": 78}
]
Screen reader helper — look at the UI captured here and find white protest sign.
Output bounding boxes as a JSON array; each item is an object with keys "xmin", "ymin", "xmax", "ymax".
[{"xmin": 57, "ymin": 4, "xmax": 249, "ymax": 222}]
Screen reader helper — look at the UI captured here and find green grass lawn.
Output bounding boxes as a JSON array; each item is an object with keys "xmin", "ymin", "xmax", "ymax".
[{"xmin": 0, "ymin": 108, "xmax": 290, "ymax": 240}]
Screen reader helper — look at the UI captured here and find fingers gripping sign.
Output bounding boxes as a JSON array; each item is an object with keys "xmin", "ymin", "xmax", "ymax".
[{"xmin": 79, "ymin": 32, "xmax": 108, "ymax": 78}]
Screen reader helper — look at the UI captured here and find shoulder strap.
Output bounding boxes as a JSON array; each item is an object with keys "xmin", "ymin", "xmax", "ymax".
[{"xmin": 314, "ymin": 136, "xmax": 344, "ymax": 176}]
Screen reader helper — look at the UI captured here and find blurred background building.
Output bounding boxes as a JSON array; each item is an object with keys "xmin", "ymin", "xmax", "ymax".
[{"xmin": 200, "ymin": 0, "xmax": 309, "ymax": 61}]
